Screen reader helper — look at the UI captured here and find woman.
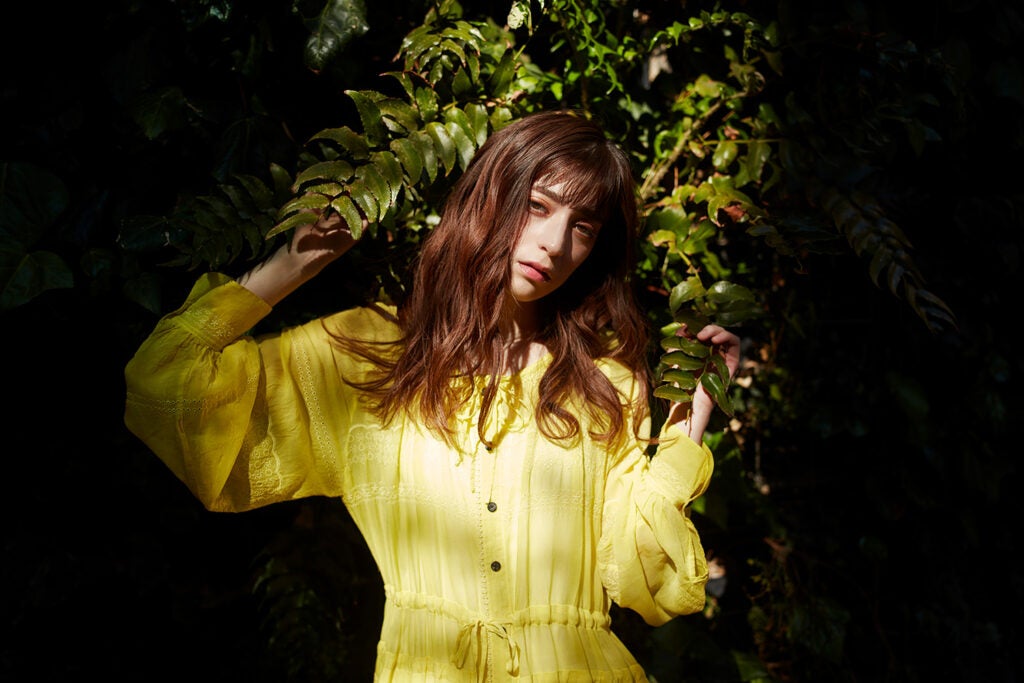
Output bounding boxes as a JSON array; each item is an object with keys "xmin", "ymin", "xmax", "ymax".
[{"xmin": 125, "ymin": 110, "xmax": 740, "ymax": 681}]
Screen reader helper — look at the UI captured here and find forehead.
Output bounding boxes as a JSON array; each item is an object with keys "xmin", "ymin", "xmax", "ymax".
[{"xmin": 531, "ymin": 178, "xmax": 604, "ymax": 221}]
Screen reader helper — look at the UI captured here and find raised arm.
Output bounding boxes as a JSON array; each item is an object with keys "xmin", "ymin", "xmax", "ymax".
[{"xmin": 238, "ymin": 211, "xmax": 363, "ymax": 306}]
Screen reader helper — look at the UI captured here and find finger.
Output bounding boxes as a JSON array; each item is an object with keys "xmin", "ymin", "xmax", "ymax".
[{"xmin": 313, "ymin": 212, "xmax": 346, "ymax": 232}]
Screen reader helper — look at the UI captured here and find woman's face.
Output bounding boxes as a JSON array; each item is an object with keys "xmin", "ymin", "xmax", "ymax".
[{"xmin": 509, "ymin": 180, "xmax": 602, "ymax": 304}]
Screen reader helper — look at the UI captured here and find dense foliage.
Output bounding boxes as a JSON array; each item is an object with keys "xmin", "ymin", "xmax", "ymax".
[{"xmin": 2, "ymin": 0, "xmax": 1020, "ymax": 681}]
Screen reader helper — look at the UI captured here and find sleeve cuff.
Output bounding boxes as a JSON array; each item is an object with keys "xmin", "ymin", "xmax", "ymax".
[
  {"xmin": 648, "ymin": 422, "xmax": 714, "ymax": 508},
  {"xmin": 176, "ymin": 273, "xmax": 273, "ymax": 350}
]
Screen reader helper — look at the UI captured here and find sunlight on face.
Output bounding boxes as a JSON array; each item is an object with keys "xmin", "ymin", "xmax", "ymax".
[{"xmin": 509, "ymin": 180, "xmax": 602, "ymax": 305}]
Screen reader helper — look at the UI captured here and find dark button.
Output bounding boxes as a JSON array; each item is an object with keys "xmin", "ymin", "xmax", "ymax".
[
  {"xmin": 490, "ymin": 561, "xmax": 501, "ymax": 572},
  {"xmin": 487, "ymin": 501, "xmax": 497, "ymax": 512}
]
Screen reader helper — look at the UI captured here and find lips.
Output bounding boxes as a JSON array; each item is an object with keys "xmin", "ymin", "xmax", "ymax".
[{"xmin": 518, "ymin": 261, "xmax": 551, "ymax": 282}]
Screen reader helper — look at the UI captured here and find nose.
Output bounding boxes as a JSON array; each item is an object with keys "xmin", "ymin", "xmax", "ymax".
[{"xmin": 536, "ymin": 213, "xmax": 570, "ymax": 257}]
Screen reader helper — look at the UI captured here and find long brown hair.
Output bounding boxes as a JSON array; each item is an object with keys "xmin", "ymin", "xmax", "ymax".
[{"xmin": 334, "ymin": 110, "xmax": 651, "ymax": 447}]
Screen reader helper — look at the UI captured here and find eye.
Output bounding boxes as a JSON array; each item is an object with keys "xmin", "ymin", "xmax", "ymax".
[
  {"xmin": 528, "ymin": 198, "xmax": 548, "ymax": 214},
  {"xmin": 574, "ymin": 223, "xmax": 597, "ymax": 239}
]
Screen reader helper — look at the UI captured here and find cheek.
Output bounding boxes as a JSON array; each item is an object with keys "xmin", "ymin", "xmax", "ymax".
[{"xmin": 570, "ymin": 241, "xmax": 596, "ymax": 271}]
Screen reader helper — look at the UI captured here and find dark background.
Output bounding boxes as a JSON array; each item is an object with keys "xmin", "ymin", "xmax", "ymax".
[{"xmin": 2, "ymin": 1, "xmax": 1020, "ymax": 681}]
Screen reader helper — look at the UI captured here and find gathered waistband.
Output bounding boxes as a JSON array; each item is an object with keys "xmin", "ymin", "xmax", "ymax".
[{"xmin": 383, "ymin": 587, "xmax": 613, "ymax": 679}]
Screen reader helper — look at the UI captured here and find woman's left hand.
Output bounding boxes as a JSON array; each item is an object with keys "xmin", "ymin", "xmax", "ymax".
[{"xmin": 666, "ymin": 323, "xmax": 741, "ymax": 442}]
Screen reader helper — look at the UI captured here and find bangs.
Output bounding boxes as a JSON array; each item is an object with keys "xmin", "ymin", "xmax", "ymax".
[{"xmin": 537, "ymin": 153, "xmax": 627, "ymax": 223}]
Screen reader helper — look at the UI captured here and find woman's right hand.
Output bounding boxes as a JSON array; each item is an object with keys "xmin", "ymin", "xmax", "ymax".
[
  {"xmin": 237, "ymin": 210, "xmax": 366, "ymax": 306},
  {"xmin": 288, "ymin": 210, "xmax": 361, "ymax": 274}
]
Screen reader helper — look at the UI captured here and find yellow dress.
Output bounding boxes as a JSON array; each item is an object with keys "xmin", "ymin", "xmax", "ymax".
[{"xmin": 124, "ymin": 273, "xmax": 714, "ymax": 682}]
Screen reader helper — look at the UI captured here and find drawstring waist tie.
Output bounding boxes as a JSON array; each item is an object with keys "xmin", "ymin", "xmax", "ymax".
[{"xmin": 385, "ymin": 588, "xmax": 612, "ymax": 680}]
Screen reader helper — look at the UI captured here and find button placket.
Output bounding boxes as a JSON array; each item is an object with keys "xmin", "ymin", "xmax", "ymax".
[{"xmin": 480, "ymin": 441, "xmax": 508, "ymax": 599}]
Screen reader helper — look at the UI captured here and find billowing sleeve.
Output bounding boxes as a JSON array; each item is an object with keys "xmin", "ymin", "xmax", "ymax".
[
  {"xmin": 596, "ymin": 363, "xmax": 713, "ymax": 626},
  {"xmin": 124, "ymin": 272, "xmax": 388, "ymax": 513}
]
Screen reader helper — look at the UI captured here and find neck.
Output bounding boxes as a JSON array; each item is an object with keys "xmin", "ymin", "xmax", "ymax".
[{"xmin": 505, "ymin": 298, "xmax": 542, "ymax": 342}]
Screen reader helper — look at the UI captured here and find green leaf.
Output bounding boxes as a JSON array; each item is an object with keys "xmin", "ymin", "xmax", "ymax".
[
  {"xmin": 278, "ymin": 193, "xmax": 331, "ymax": 220},
  {"xmin": 414, "ymin": 87, "xmax": 439, "ymax": 121},
  {"xmin": 264, "ymin": 210, "xmax": 320, "ymax": 239},
  {"xmin": 294, "ymin": 160, "xmax": 355, "ymax": 190},
  {"xmin": 706, "ymin": 279, "xmax": 756, "ymax": 304},
  {"xmin": 701, "ymin": 371, "xmax": 734, "ymax": 416},
  {"xmin": 300, "ymin": 182, "xmax": 346, "ymax": 196},
  {"xmin": 390, "ymin": 137, "xmax": 424, "ymax": 183},
  {"xmin": 661, "ymin": 334, "xmax": 711, "ymax": 356},
  {"xmin": 425, "ymin": 122, "xmax": 456, "ymax": 175},
  {"xmin": 654, "ymin": 384, "xmax": 694, "ymax": 403},
  {"xmin": 329, "ymin": 194, "xmax": 364, "ymax": 239},
  {"xmin": 712, "ymin": 139, "xmax": 739, "ymax": 170},
  {"xmin": 0, "ymin": 162, "xmax": 69, "ymax": 247},
  {"xmin": 464, "ymin": 102, "xmax": 491, "ymax": 146},
  {"xmin": 444, "ymin": 108, "xmax": 476, "ymax": 145},
  {"xmin": 673, "ymin": 309, "xmax": 712, "ymax": 331},
  {"xmin": 412, "ymin": 131, "xmax": 440, "ymax": 182},
  {"xmin": 372, "ymin": 151, "xmax": 404, "ymax": 205},
  {"xmin": 711, "ymin": 353, "xmax": 730, "ymax": 383},
  {"xmin": 345, "ymin": 90, "xmax": 389, "ymax": 147},
  {"xmin": 379, "ymin": 99, "xmax": 422, "ymax": 134},
  {"xmin": 714, "ymin": 306, "xmax": 760, "ymax": 327},
  {"xmin": 490, "ymin": 106, "xmax": 514, "ymax": 130},
  {"xmin": 308, "ymin": 127, "xmax": 370, "ymax": 160},
  {"xmin": 195, "ymin": 196, "xmax": 235, "ymax": 228},
  {"xmin": 219, "ymin": 183, "xmax": 258, "ymax": 218},
  {"xmin": 669, "ymin": 276, "xmax": 706, "ymax": 314},
  {"xmin": 0, "ymin": 249, "xmax": 73, "ymax": 310},
  {"xmin": 234, "ymin": 174, "xmax": 274, "ymax": 209},
  {"xmin": 355, "ymin": 163, "xmax": 390, "ymax": 213},
  {"xmin": 303, "ymin": 0, "xmax": 370, "ymax": 72},
  {"xmin": 488, "ymin": 50, "xmax": 517, "ymax": 96},
  {"xmin": 269, "ymin": 163, "xmax": 294, "ymax": 201},
  {"xmin": 130, "ymin": 86, "xmax": 187, "ymax": 140},
  {"xmin": 659, "ymin": 321, "xmax": 683, "ymax": 337},
  {"xmin": 347, "ymin": 178, "xmax": 380, "ymax": 222},
  {"xmin": 661, "ymin": 368, "xmax": 698, "ymax": 390},
  {"xmin": 445, "ymin": 120, "xmax": 476, "ymax": 170},
  {"xmin": 661, "ymin": 351, "xmax": 706, "ymax": 371}
]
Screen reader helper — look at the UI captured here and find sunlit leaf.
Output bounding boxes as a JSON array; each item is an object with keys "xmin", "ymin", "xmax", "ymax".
[
  {"xmin": 347, "ymin": 178, "xmax": 380, "ymax": 222},
  {"xmin": 330, "ymin": 194, "xmax": 364, "ymax": 239},
  {"xmin": 701, "ymin": 371, "xmax": 733, "ymax": 416},
  {"xmin": 309, "ymin": 127, "xmax": 370, "ymax": 160},
  {"xmin": 654, "ymin": 384, "xmax": 694, "ymax": 403},
  {"xmin": 294, "ymin": 160, "xmax": 355, "ymax": 190},
  {"xmin": 661, "ymin": 334, "xmax": 711, "ymax": 356},
  {"xmin": 346, "ymin": 90, "xmax": 389, "ymax": 147},
  {"xmin": 706, "ymin": 280, "xmax": 756, "ymax": 304},
  {"xmin": 464, "ymin": 102, "xmax": 491, "ymax": 146},
  {"xmin": 661, "ymin": 351, "xmax": 706, "ymax": 371},
  {"xmin": 356, "ymin": 163, "xmax": 390, "ymax": 211},
  {"xmin": 278, "ymin": 193, "xmax": 331, "ymax": 220},
  {"xmin": 445, "ymin": 120, "xmax": 476, "ymax": 170},
  {"xmin": 413, "ymin": 131, "xmax": 440, "ymax": 182},
  {"xmin": 391, "ymin": 137, "xmax": 424, "ymax": 184},
  {"xmin": 669, "ymin": 276, "xmax": 706, "ymax": 313},
  {"xmin": 661, "ymin": 368, "xmax": 698, "ymax": 390},
  {"xmin": 426, "ymin": 122, "xmax": 456, "ymax": 174},
  {"xmin": 265, "ymin": 210, "xmax": 320, "ymax": 239}
]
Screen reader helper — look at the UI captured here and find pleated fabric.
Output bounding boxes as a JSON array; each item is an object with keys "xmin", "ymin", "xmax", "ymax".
[{"xmin": 125, "ymin": 273, "xmax": 714, "ymax": 682}]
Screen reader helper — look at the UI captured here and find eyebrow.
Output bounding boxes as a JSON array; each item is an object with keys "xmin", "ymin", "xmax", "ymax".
[{"xmin": 532, "ymin": 186, "xmax": 603, "ymax": 222}]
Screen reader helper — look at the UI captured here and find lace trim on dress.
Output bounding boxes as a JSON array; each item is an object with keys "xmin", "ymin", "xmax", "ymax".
[{"xmin": 451, "ymin": 355, "xmax": 550, "ymax": 456}]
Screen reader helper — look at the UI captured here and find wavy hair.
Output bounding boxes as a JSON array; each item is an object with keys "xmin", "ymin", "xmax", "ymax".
[{"xmin": 334, "ymin": 110, "xmax": 651, "ymax": 447}]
